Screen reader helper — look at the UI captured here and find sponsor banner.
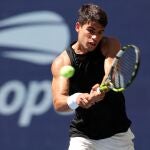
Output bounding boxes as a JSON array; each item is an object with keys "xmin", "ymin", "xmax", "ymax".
[{"xmin": 0, "ymin": 1, "xmax": 72, "ymax": 150}]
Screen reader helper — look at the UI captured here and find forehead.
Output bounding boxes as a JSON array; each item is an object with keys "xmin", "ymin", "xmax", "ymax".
[{"xmin": 83, "ymin": 21, "xmax": 105, "ymax": 30}]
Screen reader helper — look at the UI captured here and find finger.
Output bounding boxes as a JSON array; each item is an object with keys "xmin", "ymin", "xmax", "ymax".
[
  {"xmin": 96, "ymin": 87, "xmax": 101, "ymax": 94},
  {"xmin": 79, "ymin": 97, "xmax": 88, "ymax": 106},
  {"xmin": 92, "ymin": 84, "xmax": 100, "ymax": 91}
]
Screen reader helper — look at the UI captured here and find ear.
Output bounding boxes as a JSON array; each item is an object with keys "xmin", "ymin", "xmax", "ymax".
[{"xmin": 75, "ymin": 22, "xmax": 80, "ymax": 32}]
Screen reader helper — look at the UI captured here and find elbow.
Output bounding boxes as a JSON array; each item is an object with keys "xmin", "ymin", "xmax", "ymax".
[
  {"xmin": 53, "ymin": 99, "xmax": 69, "ymax": 112},
  {"xmin": 53, "ymin": 100, "xmax": 61, "ymax": 112},
  {"xmin": 53, "ymin": 104, "xmax": 62, "ymax": 112}
]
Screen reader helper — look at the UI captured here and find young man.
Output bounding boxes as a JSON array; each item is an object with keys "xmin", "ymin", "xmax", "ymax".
[{"xmin": 51, "ymin": 3, "xmax": 135, "ymax": 150}]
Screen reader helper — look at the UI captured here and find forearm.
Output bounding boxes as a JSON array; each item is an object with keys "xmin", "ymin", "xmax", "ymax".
[{"xmin": 53, "ymin": 95, "xmax": 71, "ymax": 112}]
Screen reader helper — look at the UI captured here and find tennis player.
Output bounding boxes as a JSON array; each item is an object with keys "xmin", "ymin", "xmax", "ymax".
[{"xmin": 51, "ymin": 3, "xmax": 135, "ymax": 150}]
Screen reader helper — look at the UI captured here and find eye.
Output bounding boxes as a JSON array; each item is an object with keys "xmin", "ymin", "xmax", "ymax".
[{"xmin": 87, "ymin": 29, "xmax": 95, "ymax": 34}]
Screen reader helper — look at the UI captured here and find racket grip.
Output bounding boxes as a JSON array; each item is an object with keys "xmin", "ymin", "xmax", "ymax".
[
  {"xmin": 100, "ymin": 85, "xmax": 108, "ymax": 92},
  {"xmin": 97, "ymin": 85, "xmax": 108, "ymax": 93}
]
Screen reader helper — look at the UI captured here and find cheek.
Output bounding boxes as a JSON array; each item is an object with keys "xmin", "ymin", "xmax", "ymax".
[
  {"xmin": 79, "ymin": 32, "xmax": 86, "ymax": 41},
  {"xmin": 81, "ymin": 32, "xmax": 90, "ymax": 40}
]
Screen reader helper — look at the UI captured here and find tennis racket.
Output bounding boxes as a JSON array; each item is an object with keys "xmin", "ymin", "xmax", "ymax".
[{"xmin": 98, "ymin": 44, "xmax": 140, "ymax": 92}]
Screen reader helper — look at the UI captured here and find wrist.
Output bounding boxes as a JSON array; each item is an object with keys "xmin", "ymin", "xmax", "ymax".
[{"xmin": 67, "ymin": 93, "xmax": 81, "ymax": 110}]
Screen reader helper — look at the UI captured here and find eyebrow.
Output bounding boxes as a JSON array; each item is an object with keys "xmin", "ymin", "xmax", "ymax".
[
  {"xmin": 87, "ymin": 26, "xmax": 104, "ymax": 32},
  {"xmin": 87, "ymin": 26, "xmax": 95, "ymax": 30}
]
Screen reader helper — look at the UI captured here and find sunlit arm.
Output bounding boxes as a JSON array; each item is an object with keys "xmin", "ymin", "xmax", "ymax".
[
  {"xmin": 51, "ymin": 76, "xmax": 71, "ymax": 112},
  {"xmin": 51, "ymin": 52, "xmax": 72, "ymax": 112},
  {"xmin": 101, "ymin": 37, "xmax": 121, "ymax": 84}
]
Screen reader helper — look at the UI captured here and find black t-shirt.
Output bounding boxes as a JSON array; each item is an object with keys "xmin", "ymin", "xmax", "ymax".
[{"xmin": 66, "ymin": 42, "xmax": 131, "ymax": 140}]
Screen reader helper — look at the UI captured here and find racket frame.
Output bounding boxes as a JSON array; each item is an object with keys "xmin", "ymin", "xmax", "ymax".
[{"xmin": 100, "ymin": 44, "xmax": 140, "ymax": 92}]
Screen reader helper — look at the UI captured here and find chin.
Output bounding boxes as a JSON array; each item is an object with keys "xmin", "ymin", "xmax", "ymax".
[
  {"xmin": 88, "ymin": 46, "xmax": 96, "ymax": 51},
  {"xmin": 86, "ymin": 48, "xmax": 94, "ymax": 52},
  {"xmin": 84, "ymin": 44, "xmax": 95, "ymax": 52}
]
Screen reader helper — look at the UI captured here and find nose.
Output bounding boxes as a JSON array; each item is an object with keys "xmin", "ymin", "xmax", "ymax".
[{"xmin": 91, "ymin": 35, "xmax": 96, "ymax": 39}]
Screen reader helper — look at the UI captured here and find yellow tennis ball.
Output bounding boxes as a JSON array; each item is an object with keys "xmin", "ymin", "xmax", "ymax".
[{"xmin": 60, "ymin": 65, "xmax": 75, "ymax": 78}]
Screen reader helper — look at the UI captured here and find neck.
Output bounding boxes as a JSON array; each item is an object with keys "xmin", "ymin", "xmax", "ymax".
[{"xmin": 72, "ymin": 42, "xmax": 89, "ymax": 54}]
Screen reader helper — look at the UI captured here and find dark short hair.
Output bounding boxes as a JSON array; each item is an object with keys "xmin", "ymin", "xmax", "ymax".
[{"xmin": 78, "ymin": 4, "xmax": 108, "ymax": 27}]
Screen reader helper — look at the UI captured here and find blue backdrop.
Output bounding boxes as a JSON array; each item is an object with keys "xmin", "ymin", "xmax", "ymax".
[{"xmin": 0, "ymin": 0, "xmax": 149, "ymax": 150}]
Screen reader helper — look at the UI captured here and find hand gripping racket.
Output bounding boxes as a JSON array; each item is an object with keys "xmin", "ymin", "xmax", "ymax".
[{"xmin": 98, "ymin": 44, "xmax": 140, "ymax": 92}]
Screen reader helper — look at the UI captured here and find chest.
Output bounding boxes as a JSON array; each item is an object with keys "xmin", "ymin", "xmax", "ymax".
[{"xmin": 69, "ymin": 50, "xmax": 105, "ymax": 93}]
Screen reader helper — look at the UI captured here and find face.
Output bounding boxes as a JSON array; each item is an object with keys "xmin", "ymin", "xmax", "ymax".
[{"xmin": 75, "ymin": 21, "xmax": 105, "ymax": 52}]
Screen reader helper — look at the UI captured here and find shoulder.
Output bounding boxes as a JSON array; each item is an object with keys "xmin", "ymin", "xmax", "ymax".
[
  {"xmin": 101, "ymin": 36, "xmax": 121, "ymax": 58},
  {"xmin": 51, "ymin": 50, "xmax": 71, "ymax": 76}
]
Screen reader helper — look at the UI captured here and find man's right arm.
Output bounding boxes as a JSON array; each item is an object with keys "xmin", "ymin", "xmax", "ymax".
[{"xmin": 51, "ymin": 51, "xmax": 72, "ymax": 112}]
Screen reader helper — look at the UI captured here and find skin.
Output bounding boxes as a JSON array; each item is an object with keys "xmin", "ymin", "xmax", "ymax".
[{"xmin": 51, "ymin": 21, "xmax": 121, "ymax": 112}]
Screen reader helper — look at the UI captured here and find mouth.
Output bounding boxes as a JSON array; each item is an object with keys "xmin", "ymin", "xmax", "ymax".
[{"xmin": 88, "ymin": 42, "xmax": 97, "ymax": 47}]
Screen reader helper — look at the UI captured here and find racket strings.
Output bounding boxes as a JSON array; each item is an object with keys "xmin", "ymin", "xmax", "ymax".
[{"xmin": 112, "ymin": 48, "xmax": 137, "ymax": 88}]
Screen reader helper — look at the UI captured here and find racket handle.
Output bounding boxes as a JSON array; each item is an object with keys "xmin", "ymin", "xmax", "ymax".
[
  {"xmin": 100, "ymin": 85, "xmax": 109, "ymax": 92},
  {"xmin": 97, "ymin": 85, "xmax": 108, "ymax": 93}
]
